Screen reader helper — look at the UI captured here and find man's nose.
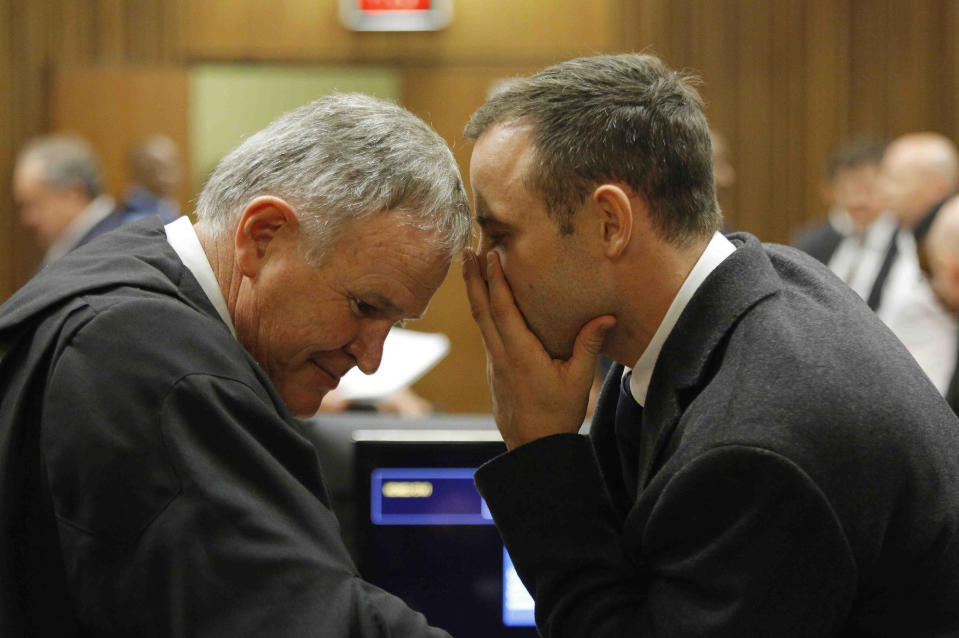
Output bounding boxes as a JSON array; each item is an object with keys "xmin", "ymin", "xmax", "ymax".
[{"xmin": 346, "ymin": 320, "xmax": 392, "ymax": 375}]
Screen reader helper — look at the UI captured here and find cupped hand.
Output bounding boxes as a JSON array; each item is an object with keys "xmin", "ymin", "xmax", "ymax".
[{"xmin": 462, "ymin": 248, "xmax": 616, "ymax": 449}]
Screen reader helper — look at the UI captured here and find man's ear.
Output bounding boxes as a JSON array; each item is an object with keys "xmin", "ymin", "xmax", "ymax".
[
  {"xmin": 234, "ymin": 196, "xmax": 299, "ymax": 278},
  {"xmin": 593, "ymin": 184, "xmax": 634, "ymax": 258}
]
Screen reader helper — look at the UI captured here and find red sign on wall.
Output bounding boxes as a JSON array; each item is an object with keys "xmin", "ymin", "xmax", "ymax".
[
  {"xmin": 358, "ymin": 0, "xmax": 431, "ymax": 11},
  {"xmin": 341, "ymin": 0, "xmax": 450, "ymax": 31}
]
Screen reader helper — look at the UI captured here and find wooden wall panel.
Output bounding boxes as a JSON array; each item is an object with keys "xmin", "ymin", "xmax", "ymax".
[
  {"xmin": 1, "ymin": 2, "xmax": 52, "ymax": 294},
  {"xmin": 802, "ymin": 0, "xmax": 849, "ymax": 226},
  {"xmin": 948, "ymin": 2, "xmax": 959, "ymax": 143},
  {"xmin": 0, "ymin": 0, "xmax": 185, "ymax": 296},
  {"xmin": 734, "ymin": 1, "xmax": 775, "ymax": 237},
  {"xmin": 0, "ymin": 0, "xmax": 15, "ymax": 298},
  {"xmin": 770, "ymin": 0, "xmax": 807, "ymax": 239},
  {"xmin": 623, "ymin": 0, "xmax": 959, "ymax": 242},
  {"xmin": 50, "ymin": 68, "xmax": 192, "ymax": 212},
  {"xmin": 848, "ymin": 1, "xmax": 890, "ymax": 136},
  {"xmin": 186, "ymin": 0, "xmax": 620, "ymax": 64}
]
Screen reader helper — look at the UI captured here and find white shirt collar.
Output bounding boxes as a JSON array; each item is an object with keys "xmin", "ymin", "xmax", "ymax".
[
  {"xmin": 43, "ymin": 194, "xmax": 115, "ymax": 265},
  {"xmin": 627, "ymin": 231, "xmax": 736, "ymax": 406},
  {"xmin": 164, "ymin": 216, "xmax": 237, "ymax": 338}
]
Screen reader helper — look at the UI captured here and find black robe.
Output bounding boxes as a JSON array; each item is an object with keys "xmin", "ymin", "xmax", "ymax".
[{"xmin": 0, "ymin": 218, "xmax": 450, "ymax": 637}]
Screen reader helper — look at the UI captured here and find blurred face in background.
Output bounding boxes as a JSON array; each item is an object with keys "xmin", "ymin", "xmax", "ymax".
[
  {"xmin": 132, "ymin": 135, "xmax": 182, "ymax": 199},
  {"xmin": 13, "ymin": 156, "xmax": 88, "ymax": 249},
  {"xmin": 832, "ymin": 162, "xmax": 882, "ymax": 231},
  {"xmin": 878, "ymin": 140, "xmax": 954, "ymax": 229}
]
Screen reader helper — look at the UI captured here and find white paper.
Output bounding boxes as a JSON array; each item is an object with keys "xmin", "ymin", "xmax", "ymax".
[{"xmin": 336, "ymin": 328, "xmax": 450, "ymax": 401}]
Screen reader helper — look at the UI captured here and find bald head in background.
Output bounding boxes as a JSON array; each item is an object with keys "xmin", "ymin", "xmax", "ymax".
[{"xmin": 880, "ymin": 132, "xmax": 959, "ymax": 229}]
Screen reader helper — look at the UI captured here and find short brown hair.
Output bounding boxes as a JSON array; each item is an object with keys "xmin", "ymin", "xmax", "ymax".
[{"xmin": 465, "ymin": 53, "xmax": 721, "ymax": 245}]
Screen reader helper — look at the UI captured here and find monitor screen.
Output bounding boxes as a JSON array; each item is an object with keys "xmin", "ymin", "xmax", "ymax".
[{"xmin": 354, "ymin": 430, "xmax": 538, "ymax": 637}]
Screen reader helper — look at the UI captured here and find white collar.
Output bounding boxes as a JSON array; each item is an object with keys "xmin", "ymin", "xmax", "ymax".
[
  {"xmin": 627, "ymin": 231, "xmax": 736, "ymax": 406},
  {"xmin": 164, "ymin": 216, "xmax": 237, "ymax": 338},
  {"xmin": 43, "ymin": 195, "xmax": 115, "ymax": 265}
]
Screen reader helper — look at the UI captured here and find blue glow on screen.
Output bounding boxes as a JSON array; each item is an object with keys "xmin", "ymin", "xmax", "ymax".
[
  {"xmin": 370, "ymin": 467, "xmax": 536, "ymax": 628},
  {"xmin": 371, "ymin": 467, "xmax": 493, "ymax": 525},
  {"xmin": 503, "ymin": 548, "xmax": 535, "ymax": 626}
]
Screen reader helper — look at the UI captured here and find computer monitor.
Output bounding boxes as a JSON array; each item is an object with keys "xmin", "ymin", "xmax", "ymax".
[{"xmin": 354, "ymin": 430, "xmax": 538, "ymax": 637}]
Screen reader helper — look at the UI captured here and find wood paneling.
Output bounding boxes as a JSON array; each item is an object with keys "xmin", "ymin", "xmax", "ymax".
[
  {"xmin": 6, "ymin": 0, "xmax": 959, "ymax": 412},
  {"xmin": 50, "ymin": 68, "xmax": 192, "ymax": 211},
  {"xmin": 624, "ymin": 0, "xmax": 959, "ymax": 242},
  {"xmin": 0, "ymin": 0, "xmax": 185, "ymax": 296},
  {"xmin": 186, "ymin": 0, "xmax": 620, "ymax": 64},
  {"xmin": 2, "ymin": 2, "xmax": 51, "ymax": 293}
]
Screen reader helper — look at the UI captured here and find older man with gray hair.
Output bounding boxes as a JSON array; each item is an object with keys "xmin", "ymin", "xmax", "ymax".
[
  {"xmin": 13, "ymin": 133, "xmax": 116, "ymax": 266},
  {"xmin": 0, "ymin": 94, "xmax": 469, "ymax": 637}
]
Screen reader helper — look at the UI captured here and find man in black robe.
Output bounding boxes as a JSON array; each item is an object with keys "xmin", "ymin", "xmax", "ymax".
[{"xmin": 0, "ymin": 94, "xmax": 471, "ymax": 637}]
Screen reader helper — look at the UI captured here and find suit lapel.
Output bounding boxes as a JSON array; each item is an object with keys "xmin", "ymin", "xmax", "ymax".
[{"xmin": 633, "ymin": 233, "xmax": 783, "ymax": 492}]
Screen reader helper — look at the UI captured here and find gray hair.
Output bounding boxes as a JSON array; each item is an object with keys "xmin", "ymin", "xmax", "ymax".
[
  {"xmin": 18, "ymin": 133, "xmax": 103, "ymax": 200},
  {"xmin": 464, "ymin": 53, "xmax": 721, "ymax": 246},
  {"xmin": 196, "ymin": 93, "xmax": 471, "ymax": 263}
]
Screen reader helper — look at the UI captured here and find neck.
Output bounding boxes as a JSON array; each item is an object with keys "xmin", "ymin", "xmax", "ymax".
[
  {"xmin": 195, "ymin": 220, "xmax": 243, "ymax": 320},
  {"xmin": 606, "ymin": 234, "xmax": 712, "ymax": 366}
]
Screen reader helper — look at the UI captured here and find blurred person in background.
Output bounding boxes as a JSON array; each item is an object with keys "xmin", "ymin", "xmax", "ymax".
[
  {"xmin": 874, "ymin": 132, "xmax": 959, "ymax": 394},
  {"xmin": 794, "ymin": 139, "xmax": 892, "ymax": 302},
  {"xmin": 922, "ymin": 193, "xmax": 959, "ymax": 414},
  {"xmin": 13, "ymin": 133, "xmax": 115, "ymax": 267},
  {"xmin": 117, "ymin": 133, "xmax": 182, "ymax": 224}
]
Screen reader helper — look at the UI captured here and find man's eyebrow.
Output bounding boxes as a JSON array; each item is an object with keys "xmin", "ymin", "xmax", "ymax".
[
  {"xmin": 475, "ymin": 213, "xmax": 497, "ymax": 228},
  {"xmin": 475, "ymin": 208, "xmax": 508, "ymax": 230},
  {"xmin": 473, "ymin": 195, "xmax": 506, "ymax": 229}
]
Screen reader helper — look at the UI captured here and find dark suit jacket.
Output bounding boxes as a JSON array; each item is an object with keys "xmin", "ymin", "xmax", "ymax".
[
  {"xmin": 793, "ymin": 222, "xmax": 843, "ymax": 265},
  {"xmin": 475, "ymin": 233, "xmax": 959, "ymax": 637},
  {"xmin": 74, "ymin": 206, "xmax": 166, "ymax": 249},
  {"xmin": 0, "ymin": 219, "xmax": 450, "ymax": 637}
]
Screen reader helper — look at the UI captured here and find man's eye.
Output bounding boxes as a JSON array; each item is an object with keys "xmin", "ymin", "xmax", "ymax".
[{"xmin": 352, "ymin": 298, "xmax": 377, "ymax": 317}]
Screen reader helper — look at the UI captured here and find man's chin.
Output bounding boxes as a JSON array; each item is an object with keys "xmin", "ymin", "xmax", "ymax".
[{"xmin": 282, "ymin": 390, "xmax": 327, "ymax": 419}]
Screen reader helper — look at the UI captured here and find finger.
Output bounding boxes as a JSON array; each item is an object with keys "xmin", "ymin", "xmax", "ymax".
[
  {"xmin": 462, "ymin": 249, "xmax": 506, "ymax": 357},
  {"xmin": 569, "ymin": 315, "xmax": 617, "ymax": 380},
  {"xmin": 485, "ymin": 251, "xmax": 545, "ymax": 355}
]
